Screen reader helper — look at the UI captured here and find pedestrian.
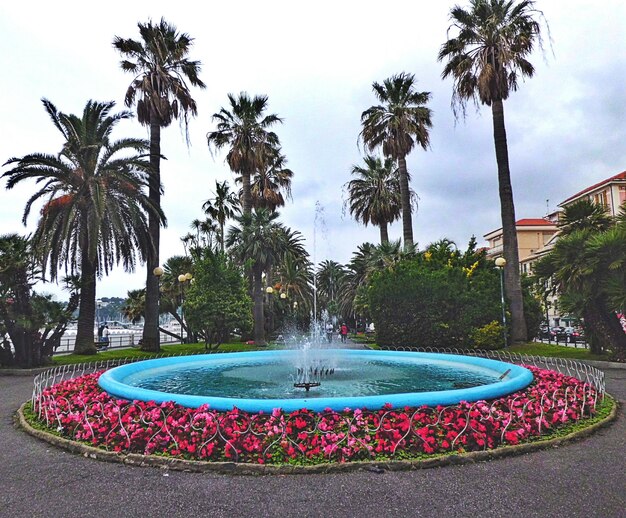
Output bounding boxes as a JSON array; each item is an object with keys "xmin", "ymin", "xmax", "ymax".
[
  {"xmin": 340, "ymin": 323, "xmax": 348, "ymax": 343},
  {"xmin": 325, "ymin": 321, "xmax": 334, "ymax": 343},
  {"xmin": 102, "ymin": 325, "xmax": 110, "ymax": 349}
]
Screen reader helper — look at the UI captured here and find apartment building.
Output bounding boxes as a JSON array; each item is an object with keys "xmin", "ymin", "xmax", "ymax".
[
  {"xmin": 482, "ymin": 170, "xmax": 626, "ymax": 328},
  {"xmin": 483, "ymin": 218, "xmax": 559, "ymax": 272},
  {"xmin": 559, "ymin": 170, "xmax": 626, "ymax": 216}
]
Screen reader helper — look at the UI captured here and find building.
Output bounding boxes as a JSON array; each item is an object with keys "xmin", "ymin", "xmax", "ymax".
[
  {"xmin": 559, "ymin": 170, "xmax": 626, "ymax": 216},
  {"xmin": 483, "ymin": 218, "xmax": 559, "ymax": 274},
  {"xmin": 482, "ymin": 170, "xmax": 626, "ymax": 328}
]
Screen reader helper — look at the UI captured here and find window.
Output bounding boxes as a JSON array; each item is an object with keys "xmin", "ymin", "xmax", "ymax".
[
  {"xmin": 619, "ymin": 186, "xmax": 626, "ymax": 205},
  {"xmin": 593, "ymin": 191, "xmax": 608, "ymax": 208}
]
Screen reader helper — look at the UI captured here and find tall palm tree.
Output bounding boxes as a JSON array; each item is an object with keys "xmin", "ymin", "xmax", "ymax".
[
  {"xmin": 114, "ymin": 18, "xmax": 205, "ymax": 352},
  {"xmin": 360, "ymin": 73, "xmax": 433, "ymax": 249},
  {"xmin": 202, "ymin": 180, "xmax": 241, "ymax": 252},
  {"xmin": 3, "ymin": 99, "xmax": 163, "ymax": 354},
  {"xmin": 316, "ymin": 260, "xmax": 346, "ymax": 305},
  {"xmin": 207, "ymin": 93, "xmax": 282, "ymax": 216},
  {"xmin": 247, "ymin": 149, "xmax": 294, "ymax": 212},
  {"xmin": 346, "ymin": 155, "xmax": 406, "ymax": 244},
  {"xmin": 227, "ymin": 210, "xmax": 305, "ymax": 344},
  {"xmin": 438, "ymin": 0, "xmax": 548, "ymax": 343}
]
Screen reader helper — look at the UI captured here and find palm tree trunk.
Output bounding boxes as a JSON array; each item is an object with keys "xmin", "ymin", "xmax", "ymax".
[
  {"xmin": 379, "ymin": 222, "xmax": 389, "ymax": 244},
  {"xmin": 253, "ymin": 266, "xmax": 266, "ymax": 345},
  {"xmin": 397, "ymin": 156, "xmax": 414, "ymax": 250},
  {"xmin": 74, "ymin": 247, "xmax": 97, "ymax": 355},
  {"xmin": 142, "ymin": 116, "xmax": 162, "ymax": 352},
  {"xmin": 491, "ymin": 100, "xmax": 527, "ymax": 343},
  {"xmin": 242, "ymin": 170, "xmax": 252, "ymax": 215},
  {"xmin": 584, "ymin": 304, "xmax": 626, "ymax": 354},
  {"xmin": 220, "ymin": 221, "xmax": 225, "ymax": 253}
]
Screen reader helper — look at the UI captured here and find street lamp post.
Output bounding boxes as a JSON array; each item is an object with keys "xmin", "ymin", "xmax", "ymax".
[
  {"xmin": 153, "ymin": 267, "xmax": 164, "ymax": 346},
  {"xmin": 178, "ymin": 272, "xmax": 192, "ymax": 343},
  {"xmin": 495, "ymin": 257, "xmax": 508, "ymax": 348}
]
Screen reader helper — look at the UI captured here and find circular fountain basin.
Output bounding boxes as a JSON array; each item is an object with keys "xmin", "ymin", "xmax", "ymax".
[{"xmin": 98, "ymin": 349, "xmax": 533, "ymax": 413}]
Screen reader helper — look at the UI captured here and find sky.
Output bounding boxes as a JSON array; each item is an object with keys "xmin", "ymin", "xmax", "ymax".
[{"xmin": 1, "ymin": 0, "xmax": 625, "ymax": 301}]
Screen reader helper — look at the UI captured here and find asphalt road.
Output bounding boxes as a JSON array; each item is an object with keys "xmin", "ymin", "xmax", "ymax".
[{"xmin": 1, "ymin": 368, "xmax": 624, "ymax": 518}]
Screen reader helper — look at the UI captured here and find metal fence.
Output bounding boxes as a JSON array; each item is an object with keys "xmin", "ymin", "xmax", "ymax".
[{"xmin": 52, "ymin": 330, "xmax": 184, "ymax": 355}]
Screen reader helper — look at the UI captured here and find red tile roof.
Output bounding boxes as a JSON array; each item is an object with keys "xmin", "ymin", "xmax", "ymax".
[
  {"xmin": 560, "ymin": 171, "xmax": 626, "ymax": 205},
  {"xmin": 515, "ymin": 218, "xmax": 555, "ymax": 226}
]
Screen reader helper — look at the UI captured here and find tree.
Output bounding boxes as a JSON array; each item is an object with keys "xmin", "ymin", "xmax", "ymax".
[
  {"xmin": 123, "ymin": 289, "xmax": 146, "ymax": 324},
  {"xmin": 114, "ymin": 18, "xmax": 206, "ymax": 352},
  {"xmin": 0, "ymin": 234, "xmax": 79, "ymax": 367},
  {"xmin": 438, "ymin": 0, "xmax": 549, "ymax": 343},
  {"xmin": 316, "ymin": 260, "xmax": 346, "ymax": 309},
  {"xmin": 227, "ymin": 209, "xmax": 305, "ymax": 344},
  {"xmin": 247, "ymin": 149, "xmax": 294, "ymax": 212},
  {"xmin": 3, "ymin": 100, "xmax": 163, "ymax": 354},
  {"xmin": 534, "ymin": 200, "xmax": 626, "ymax": 356},
  {"xmin": 360, "ymin": 73, "xmax": 433, "ymax": 249},
  {"xmin": 202, "ymin": 180, "xmax": 240, "ymax": 252},
  {"xmin": 184, "ymin": 248, "xmax": 252, "ymax": 350},
  {"xmin": 346, "ymin": 155, "xmax": 406, "ymax": 244},
  {"xmin": 276, "ymin": 254, "xmax": 313, "ymax": 312},
  {"xmin": 207, "ymin": 93, "xmax": 282, "ymax": 216},
  {"xmin": 160, "ymin": 255, "xmax": 194, "ymax": 342}
]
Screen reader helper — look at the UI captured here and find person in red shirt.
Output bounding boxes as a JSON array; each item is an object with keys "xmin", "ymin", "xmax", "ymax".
[{"xmin": 340, "ymin": 323, "xmax": 349, "ymax": 343}]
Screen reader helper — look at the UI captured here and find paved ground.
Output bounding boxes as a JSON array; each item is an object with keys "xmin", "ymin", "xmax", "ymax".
[{"xmin": 1, "ymin": 366, "xmax": 624, "ymax": 518}]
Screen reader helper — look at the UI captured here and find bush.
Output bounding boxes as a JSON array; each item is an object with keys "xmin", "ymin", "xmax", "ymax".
[{"xmin": 470, "ymin": 320, "xmax": 505, "ymax": 350}]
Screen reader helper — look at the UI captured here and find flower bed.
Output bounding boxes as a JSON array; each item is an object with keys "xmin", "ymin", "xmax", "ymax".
[{"xmin": 33, "ymin": 366, "xmax": 600, "ymax": 465}]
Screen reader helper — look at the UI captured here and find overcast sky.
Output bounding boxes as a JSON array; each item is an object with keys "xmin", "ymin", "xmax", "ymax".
[{"xmin": 1, "ymin": 0, "xmax": 625, "ymax": 300}]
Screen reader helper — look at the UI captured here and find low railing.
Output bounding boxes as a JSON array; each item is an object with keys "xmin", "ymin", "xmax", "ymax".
[
  {"xmin": 52, "ymin": 331, "xmax": 183, "ymax": 355},
  {"xmin": 376, "ymin": 346, "xmax": 606, "ymax": 395}
]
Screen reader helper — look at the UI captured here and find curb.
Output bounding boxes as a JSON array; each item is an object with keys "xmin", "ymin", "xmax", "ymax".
[{"xmin": 16, "ymin": 397, "xmax": 619, "ymax": 476}]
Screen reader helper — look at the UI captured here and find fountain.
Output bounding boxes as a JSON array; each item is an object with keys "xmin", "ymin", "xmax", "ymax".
[
  {"xmin": 98, "ymin": 345, "xmax": 533, "ymax": 413},
  {"xmin": 98, "ymin": 201, "xmax": 533, "ymax": 413}
]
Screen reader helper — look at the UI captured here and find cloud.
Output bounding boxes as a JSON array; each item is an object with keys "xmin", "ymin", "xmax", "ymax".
[{"xmin": 1, "ymin": 0, "xmax": 624, "ymax": 299}]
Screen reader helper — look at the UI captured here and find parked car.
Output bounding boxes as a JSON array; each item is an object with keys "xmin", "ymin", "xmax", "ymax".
[
  {"xmin": 551, "ymin": 327, "xmax": 568, "ymax": 342},
  {"xmin": 564, "ymin": 327, "xmax": 584, "ymax": 343}
]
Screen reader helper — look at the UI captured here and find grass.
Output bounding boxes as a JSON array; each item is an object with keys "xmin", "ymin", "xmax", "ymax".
[
  {"xmin": 51, "ymin": 341, "xmax": 261, "ymax": 366},
  {"xmin": 44, "ymin": 337, "xmax": 612, "ymax": 367},
  {"xmin": 506, "ymin": 342, "xmax": 609, "ymax": 361},
  {"xmin": 363, "ymin": 340, "xmax": 609, "ymax": 361}
]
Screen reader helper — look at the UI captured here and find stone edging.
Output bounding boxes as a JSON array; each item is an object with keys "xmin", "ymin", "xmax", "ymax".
[{"xmin": 16, "ymin": 397, "xmax": 619, "ymax": 476}]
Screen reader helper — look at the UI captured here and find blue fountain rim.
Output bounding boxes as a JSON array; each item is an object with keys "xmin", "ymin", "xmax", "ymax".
[{"xmin": 98, "ymin": 349, "xmax": 534, "ymax": 413}]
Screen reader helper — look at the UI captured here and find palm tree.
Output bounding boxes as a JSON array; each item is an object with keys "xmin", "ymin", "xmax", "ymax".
[
  {"xmin": 346, "ymin": 155, "xmax": 406, "ymax": 244},
  {"xmin": 534, "ymin": 200, "xmax": 626, "ymax": 355},
  {"xmin": 202, "ymin": 180, "xmax": 240, "ymax": 252},
  {"xmin": 277, "ymin": 254, "xmax": 314, "ymax": 311},
  {"xmin": 227, "ymin": 210, "xmax": 306, "ymax": 344},
  {"xmin": 0, "ymin": 234, "xmax": 37, "ymax": 366},
  {"xmin": 558, "ymin": 199, "xmax": 613, "ymax": 235},
  {"xmin": 247, "ymin": 149, "xmax": 294, "ymax": 212},
  {"xmin": 438, "ymin": 0, "xmax": 548, "ymax": 343},
  {"xmin": 113, "ymin": 18, "xmax": 206, "ymax": 352},
  {"xmin": 207, "ymin": 93, "xmax": 282, "ymax": 216},
  {"xmin": 3, "ymin": 99, "xmax": 163, "ymax": 354},
  {"xmin": 360, "ymin": 73, "xmax": 433, "ymax": 249},
  {"xmin": 316, "ymin": 260, "xmax": 346, "ymax": 305}
]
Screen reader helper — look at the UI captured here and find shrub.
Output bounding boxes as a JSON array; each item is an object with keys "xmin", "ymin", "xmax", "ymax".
[{"xmin": 470, "ymin": 320, "xmax": 505, "ymax": 350}]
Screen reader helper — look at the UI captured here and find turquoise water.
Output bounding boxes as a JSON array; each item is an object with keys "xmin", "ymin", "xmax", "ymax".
[{"xmin": 129, "ymin": 357, "xmax": 500, "ymax": 400}]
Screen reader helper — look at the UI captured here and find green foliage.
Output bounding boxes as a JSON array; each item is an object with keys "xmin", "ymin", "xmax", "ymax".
[
  {"xmin": 533, "ymin": 200, "xmax": 626, "ymax": 354},
  {"xmin": 470, "ymin": 321, "xmax": 505, "ymax": 350},
  {"xmin": 184, "ymin": 249, "xmax": 252, "ymax": 350},
  {"xmin": 369, "ymin": 241, "xmax": 507, "ymax": 349},
  {"xmin": 522, "ymin": 275, "xmax": 544, "ymax": 339}
]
